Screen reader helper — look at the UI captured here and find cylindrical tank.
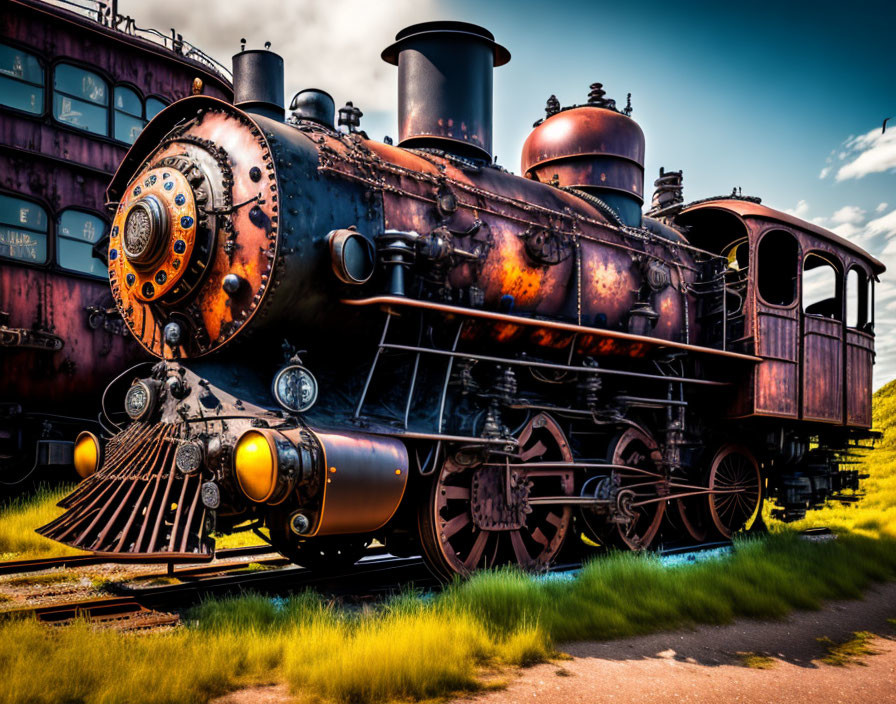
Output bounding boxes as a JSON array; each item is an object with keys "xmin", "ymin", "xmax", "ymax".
[
  {"xmin": 521, "ymin": 92, "xmax": 645, "ymax": 226},
  {"xmin": 232, "ymin": 48, "xmax": 284, "ymax": 122},
  {"xmin": 381, "ymin": 21, "xmax": 510, "ymax": 161}
]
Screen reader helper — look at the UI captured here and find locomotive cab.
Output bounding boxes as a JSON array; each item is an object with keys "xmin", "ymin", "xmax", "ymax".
[{"xmin": 675, "ymin": 199, "xmax": 882, "ymax": 429}]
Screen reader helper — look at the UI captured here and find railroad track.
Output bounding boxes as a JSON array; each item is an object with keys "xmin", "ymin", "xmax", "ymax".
[
  {"xmin": 0, "ymin": 553, "xmax": 434, "ymax": 627},
  {"xmin": 5, "ymin": 534, "xmax": 827, "ymax": 629},
  {"xmin": 0, "ymin": 544, "xmax": 277, "ymax": 576}
]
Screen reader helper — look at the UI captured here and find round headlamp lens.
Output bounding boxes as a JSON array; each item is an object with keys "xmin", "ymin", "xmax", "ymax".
[
  {"xmin": 73, "ymin": 431, "xmax": 100, "ymax": 479},
  {"xmin": 124, "ymin": 381, "xmax": 153, "ymax": 420},
  {"xmin": 234, "ymin": 430, "xmax": 277, "ymax": 503},
  {"xmin": 273, "ymin": 365, "xmax": 318, "ymax": 413}
]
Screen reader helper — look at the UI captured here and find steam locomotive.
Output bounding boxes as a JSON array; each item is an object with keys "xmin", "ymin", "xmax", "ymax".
[{"xmin": 40, "ymin": 22, "xmax": 883, "ymax": 579}]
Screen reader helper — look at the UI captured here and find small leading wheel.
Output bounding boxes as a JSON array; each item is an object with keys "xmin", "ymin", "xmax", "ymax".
[
  {"xmin": 267, "ymin": 511, "xmax": 370, "ymax": 572},
  {"xmin": 417, "ymin": 413, "xmax": 574, "ymax": 580},
  {"xmin": 606, "ymin": 427, "xmax": 666, "ymax": 550},
  {"xmin": 707, "ymin": 444, "xmax": 762, "ymax": 538}
]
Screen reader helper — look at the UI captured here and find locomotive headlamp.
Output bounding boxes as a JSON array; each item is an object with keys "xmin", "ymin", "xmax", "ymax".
[
  {"xmin": 122, "ymin": 196, "xmax": 169, "ymax": 270},
  {"xmin": 233, "ymin": 429, "xmax": 301, "ymax": 504},
  {"xmin": 272, "ymin": 365, "xmax": 318, "ymax": 413},
  {"xmin": 124, "ymin": 380, "xmax": 155, "ymax": 421},
  {"xmin": 73, "ymin": 431, "xmax": 101, "ymax": 479}
]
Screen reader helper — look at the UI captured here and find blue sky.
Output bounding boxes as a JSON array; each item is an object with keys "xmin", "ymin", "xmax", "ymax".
[{"xmin": 122, "ymin": 0, "xmax": 896, "ymax": 384}]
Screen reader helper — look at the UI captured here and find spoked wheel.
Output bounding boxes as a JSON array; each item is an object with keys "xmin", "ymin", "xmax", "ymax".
[
  {"xmin": 707, "ymin": 444, "xmax": 762, "ymax": 538},
  {"xmin": 418, "ymin": 413, "xmax": 574, "ymax": 580},
  {"xmin": 605, "ymin": 427, "xmax": 666, "ymax": 550},
  {"xmin": 673, "ymin": 492, "xmax": 711, "ymax": 543},
  {"xmin": 268, "ymin": 511, "xmax": 371, "ymax": 572},
  {"xmin": 671, "ymin": 466, "xmax": 712, "ymax": 543}
]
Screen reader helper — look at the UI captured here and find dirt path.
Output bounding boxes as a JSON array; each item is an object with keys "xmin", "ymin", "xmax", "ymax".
[
  {"xmin": 456, "ymin": 582, "xmax": 896, "ymax": 704},
  {"xmin": 215, "ymin": 583, "xmax": 896, "ymax": 704}
]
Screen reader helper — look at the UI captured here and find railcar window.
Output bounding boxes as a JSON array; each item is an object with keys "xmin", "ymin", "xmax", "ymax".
[
  {"xmin": 0, "ymin": 194, "xmax": 48, "ymax": 263},
  {"xmin": 0, "ymin": 44, "xmax": 44, "ymax": 114},
  {"xmin": 145, "ymin": 97, "xmax": 168, "ymax": 120},
  {"xmin": 846, "ymin": 268, "xmax": 870, "ymax": 330},
  {"xmin": 53, "ymin": 63, "xmax": 109, "ymax": 136},
  {"xmin": 803, "ymin": 253, "xmax": 841, "ymax": 320},
  {"xmin": 57, "ymin": 210, "xmax": 107, "ymax": 278},
  {"xmin": 114, "ymin": 85, "xmax": 146, "ymax": 144},
  {"xmin": 756, "ymin": 230, "xmax": 798, "ymax": 306}
]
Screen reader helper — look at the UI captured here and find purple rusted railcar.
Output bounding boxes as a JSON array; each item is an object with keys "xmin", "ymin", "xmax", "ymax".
[{"xmin": 0, "ymin": 0, "xmax": 231, "ymax": 485}]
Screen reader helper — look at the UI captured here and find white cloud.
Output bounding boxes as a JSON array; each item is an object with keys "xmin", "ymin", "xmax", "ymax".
[
  {"xmin": 835, "ymin": 126, "xmax": 896, "ymax": 181},
  {"xmin": 831, "ymin": 222, "xmax": 862, "ymax": 238},
  {"xmin": 116, "ymin": 0, "xmax": 437, "ymax": 113},
  {"xmin": 878, "ymin": 202, "xmax": 889, "ymax": 213},
  {"xmin": 819, "ymin": 166, "xmax": 831, "ymax": 179},
  {"xmin": 867, "ymin": 208, "xmax": 896, "ymax": 238},
  {"xmin": 831, "ymin": 205, "xmax": 866, "ymax": 226},
  {"xmin": 784, "ymin": 199, "xmax": 810, "ymax": 218}
]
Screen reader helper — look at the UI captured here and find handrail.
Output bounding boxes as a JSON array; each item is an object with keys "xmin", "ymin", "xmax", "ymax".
[{"xmin": 36, "ymin": 0, "xmax": 232, "ymax": 80}]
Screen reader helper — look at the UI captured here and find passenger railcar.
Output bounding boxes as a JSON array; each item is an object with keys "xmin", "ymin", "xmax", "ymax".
[{"xmin": 1, "ymin": 0, "xmax": 231, "ymax": 485}]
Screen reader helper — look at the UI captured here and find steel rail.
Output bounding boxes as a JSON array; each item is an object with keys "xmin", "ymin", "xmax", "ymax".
[{"xmin": 0, "ymin": 545, "xmax": 275, "ymax": 577}]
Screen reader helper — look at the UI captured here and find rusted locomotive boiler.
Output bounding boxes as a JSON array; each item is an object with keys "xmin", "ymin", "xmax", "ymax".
[{"xmin": 40, "ymin": 22, "xmax": 884, "ymax": 579}]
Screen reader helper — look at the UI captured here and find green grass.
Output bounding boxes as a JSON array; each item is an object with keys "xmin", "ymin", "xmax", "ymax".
[
  {"xmin": 817, "ymin": 631, "xmax": 878, "ymax": 666},
  {"xmin": 2, "ymin": 385, "xmax": 896, "ymax": 703},
  {"xmin": 0, "ymin": 485, "xmax": 83, "ymax": 559}
]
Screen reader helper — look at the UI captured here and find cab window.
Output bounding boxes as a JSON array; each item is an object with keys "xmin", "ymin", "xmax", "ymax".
[
  {"xmin": 0, "ymin": 194, "xmax": 48, "ymax": 263},
  {"xmin": 57, "ymin": 209, "xmax": 107, "ymax": 278},
  {"xmin": 846, "ymin": 267, "xmax": 871, "ymax": 331},
  {"xmin": 756, "ymin": 230, "xmax": 799, "ymax": 306},
  {"xmin": 53, "ymin": 63, "xmax": 109, "ymax": 135},
  {"xmin": 0, "ymin": 43, "xmax": 44, "ymax": 114},
  {"xmin": 803, "ymin": 253, "xmax": 841, "ymax": 320}
]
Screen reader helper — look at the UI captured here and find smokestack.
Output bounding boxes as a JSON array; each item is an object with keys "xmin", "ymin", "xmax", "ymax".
[
  {"xmin": 232, "ymin": 44, "xmax": 285, "ymax": 122},
  {"xmin": 382, "ymin": 21, "xmax": 510, "ymax": 161}
]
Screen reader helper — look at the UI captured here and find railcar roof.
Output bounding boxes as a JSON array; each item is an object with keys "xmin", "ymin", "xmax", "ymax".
[{"xmin": 679, "ymin": 198, "xmax": 885, "ymax": 275}]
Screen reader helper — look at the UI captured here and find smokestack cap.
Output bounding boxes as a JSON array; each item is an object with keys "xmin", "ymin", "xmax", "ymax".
[
  {"xmin": 232, "ymin": 48, "xmax": 285, "ymax": 122},
  {"xmin": 381, "ymin": 21, "xmax": 510, "ymax": 66}
]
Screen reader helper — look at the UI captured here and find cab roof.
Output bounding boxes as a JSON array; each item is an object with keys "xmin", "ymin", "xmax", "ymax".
[{"xmin": 679, "ymin": 198, "xmax": 885, "ymax": 275}]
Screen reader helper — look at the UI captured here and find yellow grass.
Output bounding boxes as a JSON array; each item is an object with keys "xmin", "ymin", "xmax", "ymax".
[
  {"xmin": 0, "ymin": 485, "xmax": 83, "ymax": 559},
  {"xmin": 817, "ymin": 631, "xmax": 878, "ymax": 666}
]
